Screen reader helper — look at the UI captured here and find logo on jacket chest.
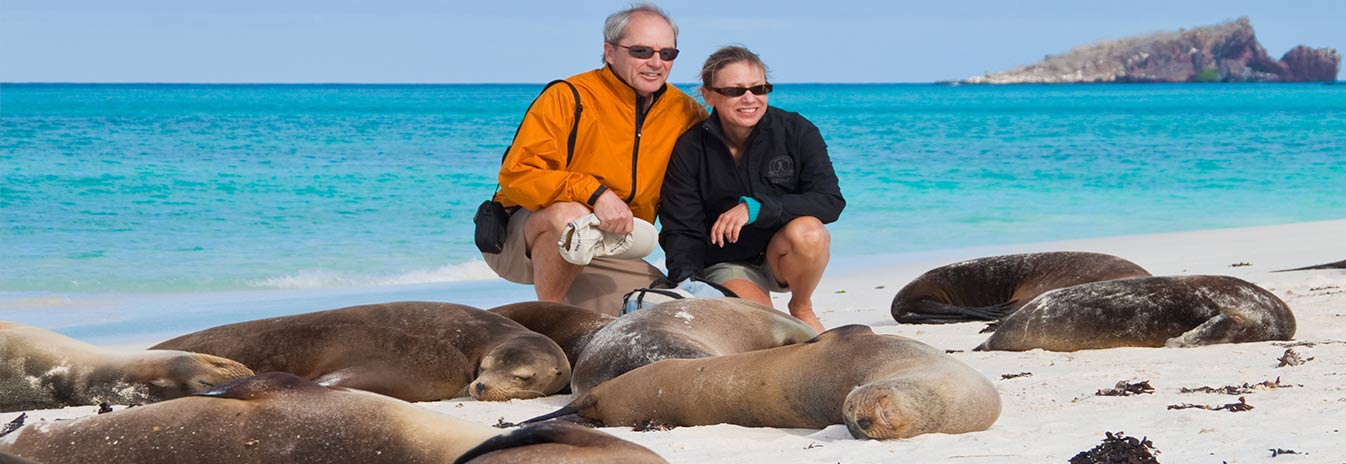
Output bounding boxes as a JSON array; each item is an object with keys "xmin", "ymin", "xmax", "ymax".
[{"xmin": 766, "ymin": 155, "xmax": 794, "ymax": 182}]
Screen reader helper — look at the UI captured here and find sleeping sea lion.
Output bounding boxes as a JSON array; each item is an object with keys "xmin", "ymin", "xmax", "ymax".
[
  {"xmin": 977, "ymin": 275, "xmax": 1296, "ymax": 351},
  {"xmin": 569, "ymin": 298, "xmax": 816, "ymax": 394},
  {"xmin": 0, "ymin": 322, "xmax": 252, "ymax": 412},
  {"xmin": 488, "ymin": 301, "xmax": 615, "ymax": 369},
  {"xmin": 0, "ymin": 372, "xmax": 665, "ymax": 464},
  {"xmin": 152, "ymin": 301, "xmax": 569, "ymax": 402},
  {"xmin": 525, "ymin": 325, "xmax": 1001, "ymax": 440},
  {"xmin": 891, "ymin": 251, "xmax": 1151, "ymax": 324}
]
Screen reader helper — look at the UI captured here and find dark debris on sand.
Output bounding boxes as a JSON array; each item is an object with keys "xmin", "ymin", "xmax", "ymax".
[
  {"xmin": 493, "ymin": 418, "xmax": 517, "ymax": 429},
  {"xmin": 1277, "ymin": 348, "xmax": 1314, "ymax": 367},
  {"xmin": 1, "ymin": 413, "xmax": 25, "ymax": 438},
  {"xmin": 1167, "ymin": 396, "xmax": 1254, "ymax": 412},
  {"xmin": 978, "ymin": 322, "xmax": 1000, "ymax": 334},
  {"xmin": 631, "ymin": 419, "xmax": 677, "ymax": 432},
  {"xmin": 1269, "ymin": 448, "xmax": 1303, "ymax": 457},
  {"xmin": 1001, "ymin": 372, "xmax": 1033, "ymax": 380},
  {"xmin": 1096, "ymin": 380, "xmax": 1155, "ymax": 397},
  {"xmin": 1069, "ymin": 431, "xmax": 1161, "ymax": 464},
  {"xmin": 1180, "ymin": 377, "xmax": 1299, "ymax": 395},
  {"xmin": 97, "ymin": 402, "xmax": 113, "ymax": 414},
  {"xmin": 1229, "ymin": 262, "xmax": 1251, "ymax": 267}
]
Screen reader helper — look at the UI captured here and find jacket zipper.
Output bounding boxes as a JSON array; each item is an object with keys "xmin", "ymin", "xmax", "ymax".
[{"xmin": 629, "ymin": 95, "xmax": 650, "ymax": 203}]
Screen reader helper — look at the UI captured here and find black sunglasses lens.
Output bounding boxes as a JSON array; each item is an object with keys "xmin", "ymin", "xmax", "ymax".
[
  {"xmin": 753, "ymin": 84, "xmax": 773, "ymax": 95},
  {"xmin": 626, "ymin": 46, "xmax": 654, "ymax": 59},
  {"xmin": 718, "ymin": 87, "xmax": 746, "ymax": 97},
  {"xmin": 658, "ymin": 48, "xmax": 679, "ymax": 60}
]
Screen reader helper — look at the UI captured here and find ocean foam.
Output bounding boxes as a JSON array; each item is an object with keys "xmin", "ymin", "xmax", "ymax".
[{"xmin": 246, "ymin": 260, "xmax": 499, "ymax": 289}]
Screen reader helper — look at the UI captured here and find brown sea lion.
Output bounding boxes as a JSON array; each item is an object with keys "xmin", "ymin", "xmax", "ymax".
[
  {"xmin": 569, "ymin": 298, "xmax": 816, "ymax": 394},
  {"xmin": 0, "ymin": 372, "xmax": 665, "ymax": 464},
  {"xmin": 891, "ymin": 251, "xmax": 1152, "ymax": 324},
  {"xmin": 151, "ymin": 301, "xmax": 569, "ymax": 402},
  {"xmin": 526, "ymin": 325, "xmax": 1000, "ymax": 440},
  {"xmin": 977, "ymin": 275, "xmax": 1296, "ymax": 352},
  {"xmin": 488, "ymin": 301, "xmax": 614, "ymax": 369},
  {"xmin": 0, "ymin": 322, "xmax": 253, "ymax": 412}
]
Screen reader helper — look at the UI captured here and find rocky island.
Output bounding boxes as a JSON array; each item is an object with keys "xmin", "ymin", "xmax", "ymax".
[{"xmin": 965, "ymin": 17, "xmax": 1339, "ymax": 84}]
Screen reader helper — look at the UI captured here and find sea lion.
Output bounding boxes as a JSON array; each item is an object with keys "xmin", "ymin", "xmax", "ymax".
[
  {"xmin": 977, "ymin": 275, "xmax": 1296, "ymax": 352},
  {"xmin": 0, "ymin": 372, "xmax": 665, "ymax": 464},
  {"xmin": 151, "ymin": 301, "xmax": 569, "ymax": 402},
  {"xmin": 488, "ymin": 301, "xmax": 614, "ymax": 369},
  {"xmin": 1274, "ymin": 259, "xmax": 1346, "ymax": 272},
  {"xmin": 569, "ymin": 298, "xmax": 816, "ymax": 394},
  {"xmin": 0, "ymin": 322, "xmax": 253, "ymax": 412},
  {"xmin": 891, "ymin": 251, "xmax": 1152, "ymax": 324},
  {"xmin": 524, "ymin": 325, "xmax": 1000, "ymax": 440}
]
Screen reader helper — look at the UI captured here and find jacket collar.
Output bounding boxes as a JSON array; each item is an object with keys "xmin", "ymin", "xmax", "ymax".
[
  {"xmin": 702, "ymin": 106, "xmax": 777, "ymax": 147},
  {"xmin": 599, "ymin": 65, "xmax": 668, "ymax": 110}
]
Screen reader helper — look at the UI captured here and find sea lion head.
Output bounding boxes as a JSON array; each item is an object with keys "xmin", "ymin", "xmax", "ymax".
[
  {"xmin": 841, "ymin": 379, "xmax": 932, "ymax": 440},
  {"xmin": 128, "ymin": 352, "xmax": 255, "ymax": 401},
  {"xmin": 469, "ymin": 336, "xmax": 570, "ymax": 402}
]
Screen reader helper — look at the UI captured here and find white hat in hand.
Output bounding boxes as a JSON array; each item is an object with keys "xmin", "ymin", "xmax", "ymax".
[{"xmin": 556, "ymin": 214, "xmax": 658, "ymax": 265}]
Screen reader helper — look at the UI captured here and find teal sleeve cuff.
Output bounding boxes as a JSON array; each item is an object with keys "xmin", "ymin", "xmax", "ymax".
[{"xmin": 739, "ymin": 196, "xmax": 761, "ymax": 224}]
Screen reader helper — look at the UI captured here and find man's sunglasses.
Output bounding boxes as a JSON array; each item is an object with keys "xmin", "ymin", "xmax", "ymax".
[
  {"xmin": 709, "ymin": 84, "xmax": 774, "ymax": 97},
  {"xmin": 613, "ymin": 43, "xmax": 680, "ymax": 61}
]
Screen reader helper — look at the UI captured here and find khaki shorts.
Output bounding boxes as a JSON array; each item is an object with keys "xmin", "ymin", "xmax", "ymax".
[
  {"xmin": 704, "ymin": 259, "xmax": 789, "ymax": 293},
  {"xmin": 482, "ymin": 208, "xmax": 664, "ymax": 316}
]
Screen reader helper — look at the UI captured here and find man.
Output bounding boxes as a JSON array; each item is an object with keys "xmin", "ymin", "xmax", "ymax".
[{"xmin": 483, "ymin": 3, "xmax": 706, "ymax": 316}]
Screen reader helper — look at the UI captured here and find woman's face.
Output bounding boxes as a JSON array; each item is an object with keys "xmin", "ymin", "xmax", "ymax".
[{"xmin": 703, "ymin": 61, "xmax": 768, "ymax": 132}]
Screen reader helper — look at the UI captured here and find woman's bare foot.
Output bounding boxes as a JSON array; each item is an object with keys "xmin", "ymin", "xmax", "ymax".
[{"xmin": 789, "ymin": 303, "xmax": 825, "ymax": 333}]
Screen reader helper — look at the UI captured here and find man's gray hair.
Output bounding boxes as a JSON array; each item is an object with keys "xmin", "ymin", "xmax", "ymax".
[{"xmin": 601, "ymin": 3, "xmax": 678, "ymax": 63}]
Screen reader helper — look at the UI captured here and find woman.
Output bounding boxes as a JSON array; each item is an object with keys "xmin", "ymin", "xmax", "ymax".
[{"xmin": 658, "ymin": 45, "xmax": 845, "ymax": 332}]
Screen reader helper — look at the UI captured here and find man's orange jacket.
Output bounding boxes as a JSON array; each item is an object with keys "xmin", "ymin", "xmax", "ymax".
[{"xmin": 495, "ymin": 66, "xmax": 706, "ymax": 222}]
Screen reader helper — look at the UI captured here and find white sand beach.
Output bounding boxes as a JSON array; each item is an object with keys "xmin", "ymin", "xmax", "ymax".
[{"xmin": 8, "ymin": 219, "xmax": 1346, "ymax": 463}]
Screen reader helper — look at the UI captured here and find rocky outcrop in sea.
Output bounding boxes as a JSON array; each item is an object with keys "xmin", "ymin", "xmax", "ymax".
[{"xmin": 965, "ymin": 17, "xmax": 1340, "ymax": 84}]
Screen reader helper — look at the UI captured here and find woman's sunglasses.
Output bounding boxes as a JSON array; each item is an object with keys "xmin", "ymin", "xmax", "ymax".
[
  {"xmin": 709, "ymin": 84, "xmax": 774, "ymax": 97},
  {"xmin": 612, "ymin": 43, "xmax": 680, "ymax": 61}
]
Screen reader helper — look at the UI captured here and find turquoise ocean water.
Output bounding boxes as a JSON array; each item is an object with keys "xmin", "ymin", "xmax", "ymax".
[{"xmin": 3, "ymin": 82, "xmax": 1345, "ymax": 342}]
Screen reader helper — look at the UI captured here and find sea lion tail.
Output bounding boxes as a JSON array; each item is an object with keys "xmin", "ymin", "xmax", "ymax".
[{"xmin": 519, "ymin": 396, "xmax": 595, "ymax": 425}]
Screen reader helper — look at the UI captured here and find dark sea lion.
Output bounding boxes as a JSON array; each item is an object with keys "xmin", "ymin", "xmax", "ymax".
[
  {"xmin": 0, "ymin": 372, "xmax": 664, "ymax": 464},
  {"xmin": 891, "ymin": 251, "xmax": 1152, "ymax": 324},
  {"xmin": 569, "ymin": 298, "xmax": 816, "ymax": 394},
  {"xmin": 524, "ymin": 325, "xmax": 1000, "ymax": 440},
  {"xmin": 1274, "ymin": 259, "xmax": 1346, "ymax": 272},
  {"xmin": 455, "ymin": 419, "xmax": 665, "ymax": 464},
  {"xmin": 977, "ymin": 275, "xmax": 1296, "ymax": 352},
  {"xmin": 488, "ymin": 301, "xmax": 615, "ymax": 369},
  {"xmin": 151, "ymin": 301, "xmax": 569, "ymax": 402},
  {"xmin": 0, "ymin": 322, "xmax": 253, "ymax": 412}
]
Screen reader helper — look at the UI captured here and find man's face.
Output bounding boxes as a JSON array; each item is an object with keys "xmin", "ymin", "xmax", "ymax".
[{"xmin": 603, "ymin": 12, "xmax": 677, "ymax": 98}]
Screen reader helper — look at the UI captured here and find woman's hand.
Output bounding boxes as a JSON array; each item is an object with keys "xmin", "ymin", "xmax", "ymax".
[{"xmin": 710, "ymin": 203, "xmax": 750, "ymax": 247}]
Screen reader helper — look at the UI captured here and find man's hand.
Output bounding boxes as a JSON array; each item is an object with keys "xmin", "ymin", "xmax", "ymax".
[
  {"xmin": 591, "ymin": 189, "xmax": 634, "ymax": 235},
  {"xmin": 710, "ymin": 202, "xmax": 749, "ymax": 247}
]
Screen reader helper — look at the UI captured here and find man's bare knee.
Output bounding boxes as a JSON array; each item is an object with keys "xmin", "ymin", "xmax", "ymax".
[{"xmin": 526, "ymin": 202, "xmax": 591, "ymax": 241}]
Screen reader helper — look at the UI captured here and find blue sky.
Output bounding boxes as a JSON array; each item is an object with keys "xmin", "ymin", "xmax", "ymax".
[{"xmin": 2, "ymin": 0, "xmax": 1341, "ymax": 83}]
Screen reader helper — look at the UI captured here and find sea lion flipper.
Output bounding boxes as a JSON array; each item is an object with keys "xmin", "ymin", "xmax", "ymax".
[
  {"xmin": 806, "ymin": 324, "xmax": 874, "ymax": 343},
  {"xmin": 894, "ymin": 302, "xmax": 1009, "ymax": 324},
  {"xmin": 520, "ymin": 395, "xmax": 595, "ymax": 425},
  {"xmin": 197, "ymin": 372, "xmax": 324, "ymax": 400},
  {"xmin": 1273, "ymin": 259, "xmax": 1346, "ymax": 272},
  {"xmin": 454, "ymin": 420, "xmax": 663, "ymax": 464},
  {"xmin": 1165, "ymin": 314, "xmax": 1236, "ymax": 348}
]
